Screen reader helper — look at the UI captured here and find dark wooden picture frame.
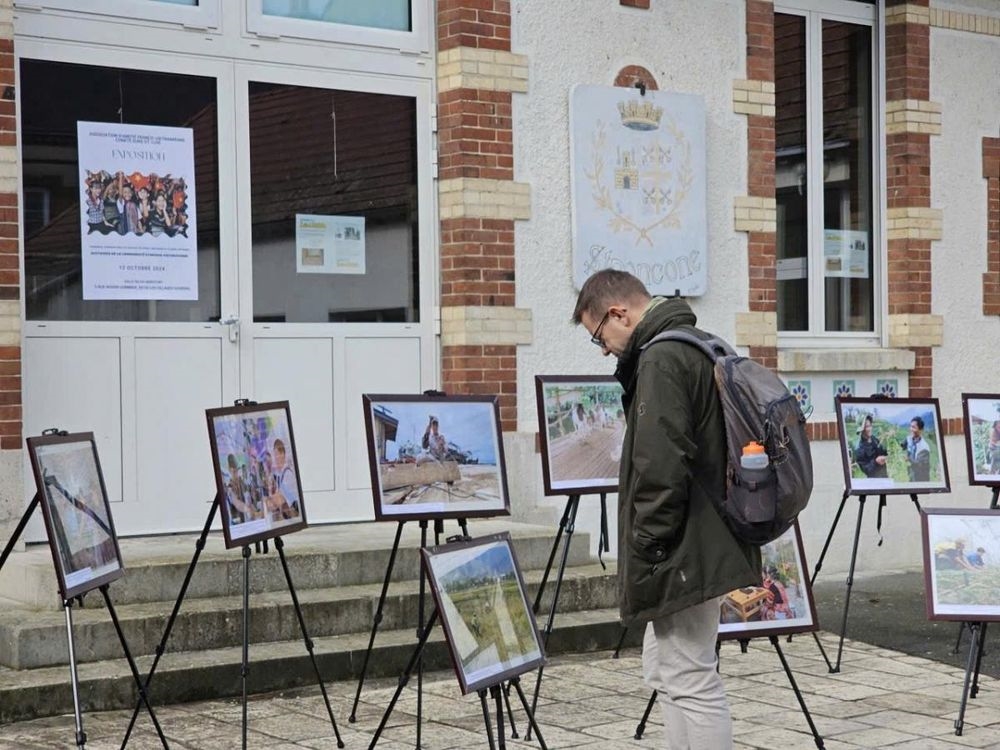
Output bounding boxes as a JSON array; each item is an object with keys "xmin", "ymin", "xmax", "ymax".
[
  {"xmin": 26, "ymin": 432, "xmax": 125, "ymax": 600},
  {"xmin": 206, "ymin": 400, "xmax": 308, "ymax": 549},
  {"xmin": 961, "ymin": 393, "xmax": 1000, "ymax": 487},
  {"xmin": 362, "ymin": 394, "xmax": 510, "ymax": 522},
  {"xmin": 835, "ymin": 396, "xmax": 951, "ymax": 496},
  {"xmin": 921, "ymin": 507, "xmax": 1000, "ymax": 622},
  {"xmin": 422, "ymin": 532, "xmax": 545, "ymax": 694},
  {"xmin": 534, "ymin": 375, "xmax": 625, "ymax": 496},
  {"xmin": 718, "ymin": 522, "xmax": 819, "ymax": 640}
]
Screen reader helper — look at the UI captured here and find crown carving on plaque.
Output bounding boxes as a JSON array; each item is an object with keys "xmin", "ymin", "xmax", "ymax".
[{"xmin": 618, "ymin": 100, "xmax": 663, "ymax": 131}]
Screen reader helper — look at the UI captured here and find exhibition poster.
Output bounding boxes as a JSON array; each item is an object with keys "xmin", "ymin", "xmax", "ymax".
[{"xmin": 77, "ymin": 121, "xmax": 198, "ymax": 300}]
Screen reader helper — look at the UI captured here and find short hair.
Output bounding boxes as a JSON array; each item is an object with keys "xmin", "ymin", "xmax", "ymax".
[
  {"xmin": 911, "ymin": 416, "xmax": 924, "ymax": 430},
  {"xmin": 273, "ymin": 438, "xmax": 286, "ymax": 456},
  {"xmin": 572, "ymin": 269, "xmax": 650, "ymax": 325}
]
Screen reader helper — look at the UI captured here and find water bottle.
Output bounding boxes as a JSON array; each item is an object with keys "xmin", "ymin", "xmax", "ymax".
[{"xmin": 740, "ymin": 441, "xmax": 769, "ymax": 470}]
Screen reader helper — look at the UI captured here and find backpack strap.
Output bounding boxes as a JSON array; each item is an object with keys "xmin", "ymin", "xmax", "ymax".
[{"xmin": 640, "ymin": 327, "xmax": 736, "ymax": 362}]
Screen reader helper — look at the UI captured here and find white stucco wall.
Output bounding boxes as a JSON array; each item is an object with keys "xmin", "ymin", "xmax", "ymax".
[
  {"xmin": 507, "ymin": 0, "xmax": 749, "ymax": 550},
  {"xmin": 931, "ymin": 21, "xmax": 1000, "ymax": 420},
  {"xmin": 505, "ymin": 1, "xmax": 1000, "ymax": 579}
]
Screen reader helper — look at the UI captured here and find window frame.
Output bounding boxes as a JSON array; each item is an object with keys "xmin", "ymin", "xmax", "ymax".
[
  {"xmin": 774, "ymin": 0, "xmax": 885, "ymax": 348},
  {"xmin": 13, "ymin": 0, "xmax": 220, "ymax": 30},
  {"xmin": 245, "ymin": 0, "xmax": 430, "ymax": 55}
]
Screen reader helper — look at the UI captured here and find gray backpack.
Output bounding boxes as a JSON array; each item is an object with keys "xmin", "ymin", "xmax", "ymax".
[{"xmin": 642, "ymin": 328, "xmax": 813, "ymax": 545}]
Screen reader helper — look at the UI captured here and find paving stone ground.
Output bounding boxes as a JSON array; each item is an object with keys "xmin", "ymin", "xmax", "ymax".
[{"xmin": 2, "ymin": 631, "xmax": 999, "ymax": 749}]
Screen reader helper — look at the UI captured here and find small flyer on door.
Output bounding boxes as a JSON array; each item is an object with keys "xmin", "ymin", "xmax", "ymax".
[
  {"xmin": 295, "ymin": 214, "xmax": 366, "ymax": 275},
  {"xmin": 77, "ymin": 121, "xmax": 198, "ymax": 300}
]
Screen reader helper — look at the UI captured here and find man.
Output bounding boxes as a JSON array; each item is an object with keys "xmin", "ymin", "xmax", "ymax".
[
  {"xmin": 855, "ymin": 415, "xmax": 888, "ymax": 478},
  {"xmin": 902, "ymin": 416, "xmax": 931, "ymax": 482},
  {"xmin": 573, "ymin": 269, "xmax": 758, "ymax": 749}
]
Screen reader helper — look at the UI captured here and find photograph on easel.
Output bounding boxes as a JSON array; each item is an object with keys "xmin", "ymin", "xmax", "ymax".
[
  {"xmin": 206, "ymin": 401, "xmax": 307, "ymax": 549},
  {"xmin": 961, "ymin": 394, "xmax": 1000, "ymax": 486},
  {"xmin": 534, "ymin": 375, "xmax": 625, "ymax": 495},
  {"xmin": 422, "ymin": 532, "xmax": 545, "ymax": 694},
  {"xmin": 26, "ymin": 432, "xmax": 124, "ymax": 600},
  {"xmin": 836, "ymin": 397, "xmax": 951, "ymax": 495},
  {"xmin": 921, "ymin": 508, "xmax": 1000, "ymax": 622},
  {"xmin": 718, "ymin": 522, "xmax": 818, "ymax": 639},
  {"xmin": 363, "ymin": 394, "xmax": 510, "ymax": 521}
]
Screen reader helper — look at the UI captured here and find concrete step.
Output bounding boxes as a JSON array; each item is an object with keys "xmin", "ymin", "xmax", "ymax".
[
  {"xmin": 0, "ymin": 608, "xmax": 641, "ymax": 725},
  {"xmin": 0, "ymin": 563, "xmax": 618, "ymax": 669},
  {"xmin": 0, "ymin": 520, "xmax": 592, "ymax": 610}
]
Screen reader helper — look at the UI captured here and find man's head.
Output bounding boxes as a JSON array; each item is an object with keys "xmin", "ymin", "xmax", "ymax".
[
  {"xmin": 572, "ymin": 270, "xmax": 651, "ymax": 358},
  {"xmin": 429, "ymin": 416, "xmax": 439, "ymax": 433},
  {"xmin": 273, "ymin": 438, "xmax": 287, "ymax": 468},
  {"xmin": 910, "ymin": 416, "xmax": 924, "ymax": 437},
  {"xmin": 861, "ymin": 415, "xmax": 873, "ymax": 437}
]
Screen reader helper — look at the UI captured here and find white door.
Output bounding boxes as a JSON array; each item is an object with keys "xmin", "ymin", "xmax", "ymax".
[
  {"xmin": 233, "ymin": 64, "xmax": 437, "ymax": 524},
  {"xmin": 19, "ymin": 49, "xmax": 436, "ymax": 537}
]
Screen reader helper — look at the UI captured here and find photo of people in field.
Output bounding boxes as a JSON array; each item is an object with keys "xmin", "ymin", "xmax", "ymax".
[
  {"xmin": 837, "ymin": 397, "xmax": 950, "ymax": 494},
  {"xmin": 425, "ymin": 535, "xmax": 544, "ymax": 693},
  {"xmin": 29, "ymin": 436, "xmax": 123, "ymax": 597},
  {"xmin": 718, "ymin": 523, "xmax": 817, "ymax": 639},
  {"xmin": 208, "ymin": 402, "xmax": 306, "ymax": 548},
  {"xmin": 923, "ymin": 510, "xmax": 1000, "ymax": 621},
  {"xmin": 962, "ymin": 394, "xmax": 1000, "ymax": 486},
  {"xmin": 535, "ymin": 376, "xmax": 625, "ymax": 494},
  {"xmin": 365, "ymin": 396, "xmax": 509, "ymax": 520}
]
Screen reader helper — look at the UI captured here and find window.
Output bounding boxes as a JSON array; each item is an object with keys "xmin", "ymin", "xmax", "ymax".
[
  {"xmin": 15, "ymin": 0, "xmax": 218, "ymax": 28},
  {"xmin": 775, "ymin": 2, "xmax": 879, "ymax": 339},
  {"xmin": 246, "ymin": 0, "xmax": 427, "ymax": 53}
]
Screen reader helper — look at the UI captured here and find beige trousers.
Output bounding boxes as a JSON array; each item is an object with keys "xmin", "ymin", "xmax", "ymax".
[{"xmin": 642, "ymin": 596, "xmax": 732, "ymax": 750}]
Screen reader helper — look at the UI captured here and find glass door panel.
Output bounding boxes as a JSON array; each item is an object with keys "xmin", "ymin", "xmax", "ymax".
[
  {"xmin": 20, "ymin": 58, "xmax": 221, "ymax": 323},
  {"xmin": 247, "ymin": 81, "xmax": 419, "ymax": 323}
]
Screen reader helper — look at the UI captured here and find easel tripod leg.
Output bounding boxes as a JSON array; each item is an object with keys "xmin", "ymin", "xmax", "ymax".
[
  {"xmin": 955, "ymin": 623, "xmax": 982, "ymax": 736},
  {"xmin": 241, "ymin": 545, "xmax": 251, "ymax": 750},
  {"xmin": 350, "ymin": 520, "xmax": 404, "ymax": 722},
  {"xmin": 121, "ymin": 498, "xmax": 218, "ymax": 749},
  {"xmin": 612, "ymin": 624, "xmax": 629, "ymax": 659},
  {"xmin": 0, "ymin": 494, "xmax": 40, "ymax": 573},
  {"xmin": 274, "ymin": 537, "xmax": 344, "ymax": 748},
  {"xmin": 479, "ymin": 690, "xmax": 497, "ymax": 750},
  {"xmin": 527, "ymin": 494, "xmax": 579, "ymax": 740},
  {"xmin": 64, "ymin": 602, "xmax": 87, "ymax": 749},
  {"xmin": 769, "ymin": 636, "xmax": 824, "ymax": 748},
  {"xmin": 367, "ymin": 609, "xmax": 439, "ymax": 750},
  {"xmin": 99, "ymin": 587, "xmax": 168, "ymax": 748},
  {"xmin": 971, "ymin": 622, "xmax": 988, "ymax": 700},
  {"xmin": 833, "ymin": 495, "xmax": 867, "ymax": 673},
  {"xmin": 510, "ymin": 676, "xmax": 548, "ymax": 750},
  {"xmin": 634, "ymin": 690, "xmax": 657, "ymax": 740},
  {"xmin": 492, "ymin": 684, "xmax": 506, "ymax": 750}
]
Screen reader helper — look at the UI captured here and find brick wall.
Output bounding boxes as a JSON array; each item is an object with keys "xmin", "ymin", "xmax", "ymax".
[
  {"xmin": 0, "ymin": 1, "xmax": 18, "ymax": 455},
  {"xmin": 984, "ymin": 136, "xmax": 1000, "ymax": 315},
  {"xmin": 437, "ymin": 0, "xmax": 529, "ymax": 432}
]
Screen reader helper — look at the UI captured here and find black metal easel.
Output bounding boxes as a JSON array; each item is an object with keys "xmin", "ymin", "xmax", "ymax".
[
  {"xmin": 808, "ymin": 489, "xmax": 922, "ymax": 672},
  {"xmin": 633, "ymin": 636, "xmax": 824, "ymax": 748},
  {"xmin": 0, "ymin": 492, "xmax": 168, "ymax": 749},
  {"xmin": 523, "ymin": 491, "xmax": 611, "ymax": 738},
  {"xmin": 366, "ymin": 606, "xmax": 549, "ymax": 750},
  {"xmin": 948, "ymin": 485, "xmax": 1000, "ymax": 736}
]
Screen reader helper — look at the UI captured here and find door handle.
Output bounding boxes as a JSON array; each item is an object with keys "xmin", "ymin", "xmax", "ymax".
[{"xmin": 220, "ymin": 315, "xmax": 239, "ymax": 343}]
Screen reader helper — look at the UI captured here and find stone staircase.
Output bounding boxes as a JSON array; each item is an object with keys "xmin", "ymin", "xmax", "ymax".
[{"xmin": 0, "ymin": 520, "xmax": 634, "ymax": 724}]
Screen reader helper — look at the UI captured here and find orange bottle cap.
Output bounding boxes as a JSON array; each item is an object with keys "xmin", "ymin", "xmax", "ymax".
[{"xmin": 742, "ymin": 441, "xmax": 765, "ymax": 455}]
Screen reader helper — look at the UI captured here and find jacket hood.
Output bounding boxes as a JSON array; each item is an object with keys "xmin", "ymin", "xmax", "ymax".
[{"xmin": 615, "ymin": 297, "xmax": 698, "ymax": 385}]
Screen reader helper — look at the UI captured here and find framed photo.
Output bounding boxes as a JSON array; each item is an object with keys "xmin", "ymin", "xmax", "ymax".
[
  {"xmin": 362, "ymin": 394, "xmax": 510, "ymax": 521},
  {"xmin": 206, "ymin": 401, "xmax": 307, "ymax": 549},
  {"xmin": 422, "ymin": 532, "xmax": 545, "ymax": 694},
  {"xmin": 921, "ymin": 508, "xmax": 1000, "ymax": 621},
  {"xmin": 26, "ymin": 432, "xmax": 125, "ymax": 600},
  {"xmin": 718, "ymin": 522, "xmax": 818, "ymax": 640},
  {"xmin": 835, "ymin": 397, "xmax": 951, "ymax": 495},
  {"xmin": 961, "ymin": 394, "xmax": 1000, "ymax": 486},
  {"xmin": 534, "ymin": 375, "xmax": 625, "ymax": 495}
]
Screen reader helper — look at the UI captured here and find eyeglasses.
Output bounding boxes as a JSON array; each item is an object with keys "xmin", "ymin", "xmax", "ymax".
[{"xmin": 590, "ymin": 310, "xmax": 612, "ymax": 348}]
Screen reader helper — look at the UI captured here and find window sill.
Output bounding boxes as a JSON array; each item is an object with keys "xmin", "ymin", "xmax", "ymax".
[{"xmin": 777, "ymin": 348, "xmax": 915, "ymax": 374}]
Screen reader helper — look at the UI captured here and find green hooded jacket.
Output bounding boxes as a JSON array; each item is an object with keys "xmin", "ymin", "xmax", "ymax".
[{"xmin": 613, "ymin": 297, "xmax": 760, "ymax": 625}]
